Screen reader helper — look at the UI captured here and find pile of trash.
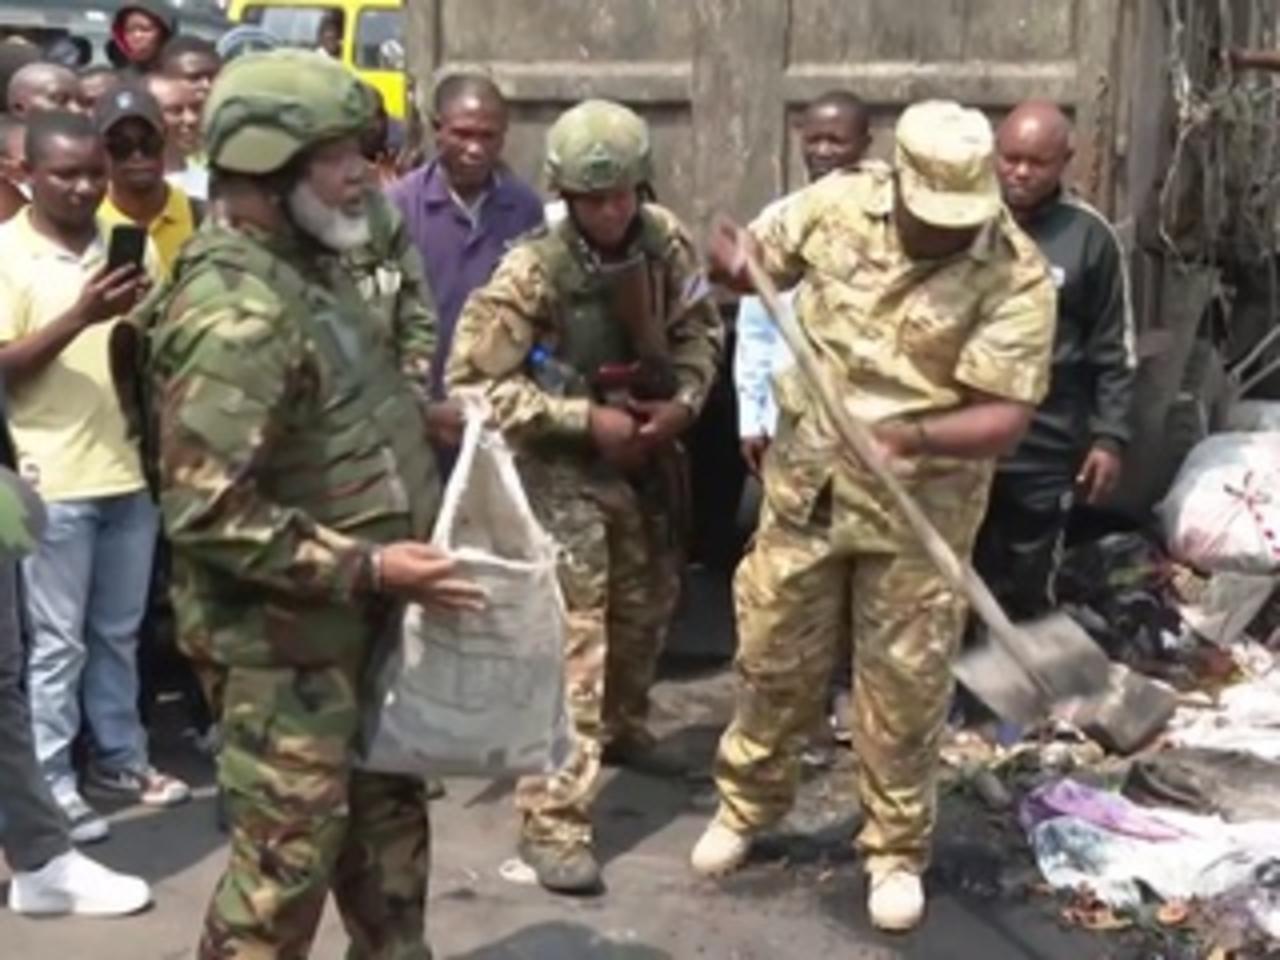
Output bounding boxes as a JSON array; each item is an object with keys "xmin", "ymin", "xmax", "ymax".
[
  {"xmin": 960, "ymin": 405, "xmax": 1280, "ymax": 953},
  {"xmin": 1023, "ymin": 776, "xmax": 1280, "ymax": 949}
]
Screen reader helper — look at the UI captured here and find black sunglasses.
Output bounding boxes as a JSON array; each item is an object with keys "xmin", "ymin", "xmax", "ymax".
[{"xmin": 105, "ymin": 128, "xmax": 164, "ymax": 160}]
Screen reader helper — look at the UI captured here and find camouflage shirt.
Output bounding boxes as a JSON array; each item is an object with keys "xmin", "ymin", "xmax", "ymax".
[
  {"xmin": 444, "ymin": 203, "xmax": 724, "ymax": 452},
  {"xmin": 342, "ymin": 190, "xmax": 438, "ymax": 397},
  {"xmin": 146, "ymin": 222, "xmax": 440, "ymax": 668},
  {"xmin": 750, "ymin": 164, "xmax": 1056, "ymax": 547}
]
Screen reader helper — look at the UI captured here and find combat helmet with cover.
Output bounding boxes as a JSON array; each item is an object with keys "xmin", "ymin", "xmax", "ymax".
[
  {"xmin": 544, "ymin": 99, "xmax": 653, "ymax": 193},
  {"xmin": 202, "ymin": 49, "xmax": 376, "ymax": 175}
]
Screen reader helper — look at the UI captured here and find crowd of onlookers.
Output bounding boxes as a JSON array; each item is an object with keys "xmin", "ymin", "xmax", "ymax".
[{"xmin": 0, "ymin": 11, "xmax": 235, "ymax": 842}]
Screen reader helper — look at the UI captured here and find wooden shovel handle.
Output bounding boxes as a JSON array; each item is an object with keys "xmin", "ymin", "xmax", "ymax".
[{"xmin": 741, "ymin": 251, "xmax": 1018, "ymax": 639}]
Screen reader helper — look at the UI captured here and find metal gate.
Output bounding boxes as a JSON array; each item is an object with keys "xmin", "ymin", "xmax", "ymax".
[{"xmin": 405, "ymin": 0, "xmax": 1127, "ymax": 232}]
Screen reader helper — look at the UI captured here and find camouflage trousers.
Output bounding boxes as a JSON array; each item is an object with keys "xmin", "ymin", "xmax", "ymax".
[
  {"xmin": 199, "ymin": 659, "xmax": 430, "ymax": 960},
  {"xmin": 713, "ymin": 499, "xmax": 968, "ymax": 875},
  {"xmin": 516, "ymin": 476, "xmax": 681, "ymax": 852}
]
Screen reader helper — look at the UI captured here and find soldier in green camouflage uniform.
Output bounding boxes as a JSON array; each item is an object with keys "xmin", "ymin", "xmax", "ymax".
[
  {"xmin": 446, "ymin": 99, "xmax": 723, "ymax": 894},
  {"xmin": 122, "ymin": 51, "xmax": 484, "ymax": 959},
  {"xmin": 162, "ymin": 176, "xmax": 454, "ymax": 753},
  {"xmin": 689, "ymin": 101, "xmax": 1058, "ymax": 934}
]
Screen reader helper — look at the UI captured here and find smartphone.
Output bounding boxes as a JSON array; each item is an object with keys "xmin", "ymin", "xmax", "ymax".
[{"xmin": 106, "ymin": 224, "xmax": 147, "ymax": 274}]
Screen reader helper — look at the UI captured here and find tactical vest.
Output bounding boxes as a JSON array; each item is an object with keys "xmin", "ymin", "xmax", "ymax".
[
  {"xmin": 140, "ymin": 227, "xmax": 439, "ymax": 546},
  {"xmin": 528, "ymin": 207, "xmax": 673, "ymax": 393},
  {"xmin": 340, "ymin": 189, "xmax": 403, "ymax": 334}
]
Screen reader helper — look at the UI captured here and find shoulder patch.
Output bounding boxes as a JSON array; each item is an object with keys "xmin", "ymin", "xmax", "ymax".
[{"xmin": 680, "ymin": 271, "xmax": 712, "ymax": 308}]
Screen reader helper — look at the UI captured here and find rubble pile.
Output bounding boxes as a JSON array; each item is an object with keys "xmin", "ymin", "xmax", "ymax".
[{"xmin": 945, "ymin": 405, "xmax": 1280, "ymax": 955}]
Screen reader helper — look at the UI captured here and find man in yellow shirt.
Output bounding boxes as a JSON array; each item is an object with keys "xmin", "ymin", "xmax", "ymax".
[
  {"xmin": 94, "ymin": 83, "xmax": 194, "ymax": 273},
  {"xmin": 0, "ymin": 110, "xmax": 189, "ymax": 845}
]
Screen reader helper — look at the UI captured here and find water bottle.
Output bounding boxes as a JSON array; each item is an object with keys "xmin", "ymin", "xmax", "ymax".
[{"xmin": 527, "ymin": 345, "xmax": 579, "ymax": 397}]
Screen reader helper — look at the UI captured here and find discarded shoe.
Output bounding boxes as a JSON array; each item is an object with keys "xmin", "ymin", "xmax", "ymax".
[
  {"xmin": 690, "ymin": 820, "xmax": 753, "ymax": 877},
  {"xmin": 867, "ymin": 868, "xmax": 925, "ymax": 932},
  {"xmin": 517, "ymin": 840, "xmax": 603, "ymax": 896}
]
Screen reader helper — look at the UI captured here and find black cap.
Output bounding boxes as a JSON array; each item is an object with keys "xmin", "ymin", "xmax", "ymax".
[{"xmin": 93, "ymin": 83, "xmax": 164, "ymax": 137}]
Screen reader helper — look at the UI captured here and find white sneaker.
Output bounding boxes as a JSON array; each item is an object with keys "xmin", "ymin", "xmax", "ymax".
[
  {"xmin": 867, "ymin": 868, "xmax": 925, "ymax": 932},
  {"xmin": 8, "ymin": 850, "xmax": 152, "ymax": 917},
  {"xmin": 57, "ymin": 792, "xmax": 109, "ymax": 845},
  {"xmin": 690, "ymin": 821, "xmax": 753, "ymax": 877}
]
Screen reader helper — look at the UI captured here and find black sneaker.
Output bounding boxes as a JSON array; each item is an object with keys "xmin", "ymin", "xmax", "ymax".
[{"xmin": 517, "ymin": 840, "xmax": 604, "ymax": 896}]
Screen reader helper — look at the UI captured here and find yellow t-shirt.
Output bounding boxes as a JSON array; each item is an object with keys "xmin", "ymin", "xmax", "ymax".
[
  {"xmin": 99, "ymin": 182, "xmax": 195, "ymax": 275},
  {"xmin": 0, "ymin": 209, "xmax": 153, "ymax": 501}
]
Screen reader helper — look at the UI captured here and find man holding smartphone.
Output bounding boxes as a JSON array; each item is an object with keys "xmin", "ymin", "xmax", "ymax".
[
  {"xmin": 96, "ymin": 83, "xmax": 196, "ymax": 274},
  {"xmin": 0, "ymin": 109, "xmax": 188, "ymax": 845}
]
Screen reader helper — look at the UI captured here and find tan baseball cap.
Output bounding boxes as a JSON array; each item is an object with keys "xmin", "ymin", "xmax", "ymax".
[{"xmin": 895, "ymin": 100, "xmax": 1000, "ymax": 229}]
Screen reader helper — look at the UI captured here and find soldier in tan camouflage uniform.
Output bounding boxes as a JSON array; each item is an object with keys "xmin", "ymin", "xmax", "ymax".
[
  {"xmin": 690, "ymin": 100, "xmax": 1057, "ymax": 933},
  {"xmin": 122, "ymin": 51, "xmax": 484, "ymax": 958},
  {"xmin": 446, "ymin": 99, "xmax": 723, "ymax": 894}
]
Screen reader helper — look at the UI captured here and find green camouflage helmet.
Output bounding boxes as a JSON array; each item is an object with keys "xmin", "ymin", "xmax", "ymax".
[
  {"xmin": 203, "ymin": 49, "xmax": 376, "ymax": 175},
  {"xmin": 545, "ymin": 99, "xmax": 653, "ymax": 192}
]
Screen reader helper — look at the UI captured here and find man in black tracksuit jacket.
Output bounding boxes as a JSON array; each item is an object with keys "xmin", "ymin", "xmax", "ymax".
[{"xmin": 975, "ymin": 100, "xmax": 1135, "ymax": 619}]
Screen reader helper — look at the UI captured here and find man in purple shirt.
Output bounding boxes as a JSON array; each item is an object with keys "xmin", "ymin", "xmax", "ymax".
[{"xmin": 388, "ymin": 74, "xmax": 544, "ymax": 397}]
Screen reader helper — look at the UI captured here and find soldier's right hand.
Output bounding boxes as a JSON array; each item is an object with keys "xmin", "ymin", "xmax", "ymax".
[
  {"xmin": 376, "ymin": 542, "xmax": 487, "ymax": 612},
  {"xmin": 75, "ymin": 264, "xmax": 147, "ymax": 326},
  {"xmin": 588, "ymin": 405, "xmax": 640, "ymax": 467}
]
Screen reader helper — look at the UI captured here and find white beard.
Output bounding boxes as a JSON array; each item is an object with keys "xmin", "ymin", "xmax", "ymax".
[{"xmin": 287, "ymin": 181, "xmax": 371, "ymax": 251}]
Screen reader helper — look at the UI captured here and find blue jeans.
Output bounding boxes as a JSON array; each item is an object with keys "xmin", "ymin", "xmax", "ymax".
[{"xmin": 23, "ymin": 491, "xmax": 158, "ymax": 801}]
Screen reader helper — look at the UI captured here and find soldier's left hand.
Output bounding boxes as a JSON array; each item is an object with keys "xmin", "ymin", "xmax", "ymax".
[
  {"xmin": 1076, "ymin": 444, "xmax": 1122, "ymax": 505},
  {"xmin": 424, "ymin": 401, "xmax": 465, "ymax": 447},
  {"xmin": 629, "ymin": 398, "xmax": 694, "ymax": 447}
]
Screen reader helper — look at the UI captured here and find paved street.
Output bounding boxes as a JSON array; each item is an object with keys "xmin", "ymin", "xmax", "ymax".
[
  {"xmin": 0, "ymin": 673, "xmax": 1131, "ymax": 960},
  {"xmin": 0, "ymin": 577, "xmax": 1136, "ymax": 959}
]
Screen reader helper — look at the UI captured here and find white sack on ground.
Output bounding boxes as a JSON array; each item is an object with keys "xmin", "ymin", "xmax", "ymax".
[{"xmin": 1159, "ymin": 432, "xmax": 1280, "ymax": 575}]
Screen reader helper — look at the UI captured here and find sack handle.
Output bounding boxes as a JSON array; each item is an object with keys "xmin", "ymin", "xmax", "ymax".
[{"xmin": 430, "ymin": 395, "xmax": 487, "ymax": 549}]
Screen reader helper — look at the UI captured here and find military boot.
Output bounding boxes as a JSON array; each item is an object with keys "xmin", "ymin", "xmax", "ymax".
[{"xmin": 518, "ymin": 839, "xmax": 604, "ymax": 896}]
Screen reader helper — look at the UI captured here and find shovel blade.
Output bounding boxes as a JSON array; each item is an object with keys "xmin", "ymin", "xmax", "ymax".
[{"xmin": 954, "ymin": 611, "xmax": 1112, "ymax": 725}]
